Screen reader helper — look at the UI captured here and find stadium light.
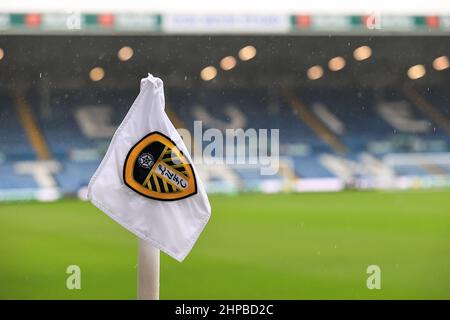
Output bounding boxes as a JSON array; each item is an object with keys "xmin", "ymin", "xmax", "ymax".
[
  {"xmin": 353, "ymin": 46, "xmax": 372, "ymax": 61},
  {"xmin": 433, "ymin": 56, "xmax": 449, "ymax": 71},
  {"xmin": 307, "ymin": 65, "xmax": 324, "ymax": 80},
  {"xmin": 0, "ymin": 48, "xmax": 4, "ymax": 61},
  {"xmin": 118, "ymin": 46, "xmax": 134, "ymax": 61},
  {"xmin": 328, "ymin": 56, "xmax": 346, "ymax": 71},
  {"xmin": 238, "ymin": 45, "xmax": 257, "ymax": 61},
  {"xmin": 89, "ymin": 67, "xmax": 105, "ymax": 82},
  {"xmin": 220, "ymin": 56, "xmax": 237, "ymax": 71},
  {"xmin": 407, "ymin": 64, "xmax": 426, "ymax": 79},
  {"xmin": 200, "ymin": 66, "xmax": 217, "ymax": 81}
]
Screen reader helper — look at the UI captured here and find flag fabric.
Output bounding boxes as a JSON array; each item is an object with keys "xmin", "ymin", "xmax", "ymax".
[{"xmin": 88, "ymin": 74, "xmax": 211, "ymax": 262}]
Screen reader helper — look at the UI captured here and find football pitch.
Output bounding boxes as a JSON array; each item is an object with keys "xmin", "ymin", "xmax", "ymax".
[{"xmin": 0, "ymin": 190, "xmax": 449, "ymax": 299}]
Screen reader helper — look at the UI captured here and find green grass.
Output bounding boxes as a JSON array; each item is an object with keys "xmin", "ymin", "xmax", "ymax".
[{"xmin": 0, "ymin": 190, "xmax": 450, "ymax": 299}]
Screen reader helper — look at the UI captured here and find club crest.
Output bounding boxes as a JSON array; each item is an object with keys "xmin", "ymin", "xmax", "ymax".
[{"xmin": 123, "ymin": 132, "xmax": 197, "ymax": 201}]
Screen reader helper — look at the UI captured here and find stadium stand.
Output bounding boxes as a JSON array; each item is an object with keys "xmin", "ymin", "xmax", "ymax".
[{"xmin": 1, "ymin": 85, "xmax": 450, "ymax": 198}]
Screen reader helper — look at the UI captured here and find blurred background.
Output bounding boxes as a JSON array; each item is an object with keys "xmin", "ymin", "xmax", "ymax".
[{"xmin": 0, "ymin": 0, "xmax": 450, "ymax": 299}]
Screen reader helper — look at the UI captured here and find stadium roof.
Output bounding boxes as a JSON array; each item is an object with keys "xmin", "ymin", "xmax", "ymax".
[
  {"xmin": 0, "ymin": 0, "xmax": 449, "ymax": 15},
  {"xmin": 1, "ymin": 35, "xmax": 449, "ymax": 91}
]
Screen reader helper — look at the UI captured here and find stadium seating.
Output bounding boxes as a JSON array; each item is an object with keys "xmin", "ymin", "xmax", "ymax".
[
  {"xmin": 0, "ymin": 95, "xmax": 35, "ymax": 160},
  {"xmin": 1, "ymin": 85, "xmax": 450, "ymax": 198}
]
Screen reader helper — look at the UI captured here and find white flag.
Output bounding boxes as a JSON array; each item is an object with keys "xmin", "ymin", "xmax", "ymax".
[{"xmin": 88, "ymin": 74, "xmax": 211, "ymax": 261}]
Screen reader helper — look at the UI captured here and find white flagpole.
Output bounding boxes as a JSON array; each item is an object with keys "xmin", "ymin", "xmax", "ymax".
[{"xmin": 138, "ymin": 239, "xmax": 160, "ymax": 300}]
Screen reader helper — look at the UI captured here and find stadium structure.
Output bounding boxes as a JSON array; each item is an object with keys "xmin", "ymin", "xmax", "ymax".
[{"xmin": 1, "ymin": 2, "xmax": 450, "ymax": 202}]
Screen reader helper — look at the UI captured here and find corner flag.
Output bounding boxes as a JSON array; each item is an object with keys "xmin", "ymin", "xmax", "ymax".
[{"xmin": 88, "ymin": 74, "xmax": 211, "ymax": 262}]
